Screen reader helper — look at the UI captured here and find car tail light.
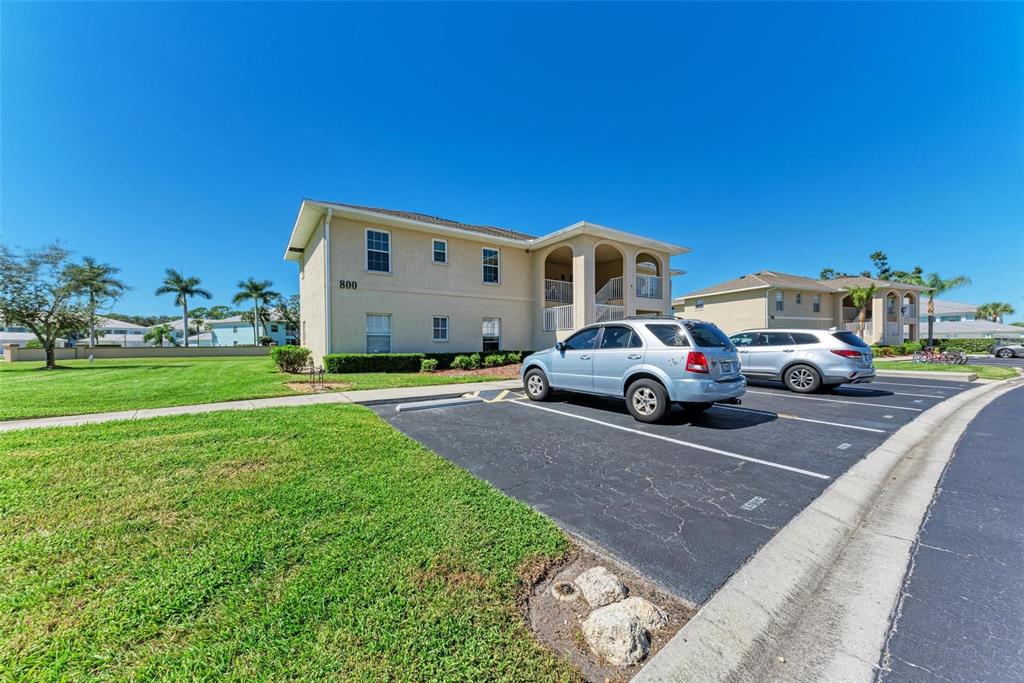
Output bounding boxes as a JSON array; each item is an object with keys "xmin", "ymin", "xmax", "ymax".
[
  {"xmin": 686, "ymin": 351, "xmax": 709, "ymax": 373},
  {"xmin": 831, "ymin": 349, "xmax": 862, "ymax": 359}
]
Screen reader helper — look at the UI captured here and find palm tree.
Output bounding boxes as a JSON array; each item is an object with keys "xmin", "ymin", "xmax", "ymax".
[
  {"xmin": 155, "ymin": 269, "xmax": 212, "ymax": 348},
  {"xmin": 144, "ymin": 324, "xmax": 177, "ymax": 348},
  {"xmin": 917, "ymin": 272, "xmax": 972, "ymax": 346},
  {"xmin": 976, "ymin": 302, "xmax": 1015, "ymax": 323},
  {"xmin": 67, "ymin": 256, "xmax": 129, "ymax": 346},
  {"xmin": 847, "ymin": 284, "xmax": 877, "ymax": 341},
  {"xmin": 232, "ymin": 278, "xmax": 280, "ymax": 344}
]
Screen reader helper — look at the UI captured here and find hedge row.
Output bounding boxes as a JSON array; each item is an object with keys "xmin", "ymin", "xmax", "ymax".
[
  {"xmin": 323, "ymin": 349, "xmax": 535, "ymax": 374},
  {"xmin": 936, "ymin": 338, "xmax": 996, "ymax": 353}
]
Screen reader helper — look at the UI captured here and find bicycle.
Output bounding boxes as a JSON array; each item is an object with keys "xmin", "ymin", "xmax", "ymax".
[{"xmin": 912, "ymin": 347, "xmax": 960, "ymax": 364}]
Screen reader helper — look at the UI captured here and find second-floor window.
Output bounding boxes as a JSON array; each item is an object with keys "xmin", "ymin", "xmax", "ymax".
[
  {"xmin": 432, "ymin": 239, "xmax": 447, "ymax": 264},
  {"xmin": 795, "ymin": 293, "xmax": 803, "ymax": 305},
  {"xmin": 366, "ymin": 229, "xmax": 391, "ymax": 273},
  {"xmin": 482, "ymin": 248, "xmax": 500, "ymax": 284},
  {"xmin": 775, "ymin": 292, "xmax": 784, "ymax": 311},
  {"xmin": 696, "ymin": 299, "xmax": 704, "ymax": 311},
  {"xmin": 813, "ymin": 295, "xmax": 821, "ymax": 313}
]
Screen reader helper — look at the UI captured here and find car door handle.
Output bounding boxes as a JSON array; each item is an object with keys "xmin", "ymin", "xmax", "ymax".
[
  {"xmin": 782, "ymin": 349, "xmax": 795, "ymax": 353},
  {"xmin": 627, "ymin": 353, "xmax": 642, "ymax": 360},
  {"xmin": 579, "ymin": 354, "xmax": 591, "ymax": 360}
]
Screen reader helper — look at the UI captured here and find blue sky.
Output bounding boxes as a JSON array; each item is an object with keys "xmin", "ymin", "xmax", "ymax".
[{"xmin": 3, "ymin": 2, "xmax": 1022, "ymax": 319}]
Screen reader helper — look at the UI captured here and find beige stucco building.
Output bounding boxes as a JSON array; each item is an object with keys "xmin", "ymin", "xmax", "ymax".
[
  {"xmin": 284, "ymin": 200, "xmax": 688, "ymax": 360},
  {"xmin": 673, "ymin": 270, "xmax": 924, "ymax": 345}
]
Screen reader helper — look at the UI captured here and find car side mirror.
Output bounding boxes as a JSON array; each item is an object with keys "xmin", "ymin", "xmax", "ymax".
[{"xmin": 555, "ymin": 341, "xmax": 566, "ymax": 352}]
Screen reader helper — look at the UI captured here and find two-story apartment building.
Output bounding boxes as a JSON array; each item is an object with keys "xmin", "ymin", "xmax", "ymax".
[
  {"xmin": 284, "ymin": 200, "xmax": 688, "ymax": 360},
  {"xmin": 673, "ymin": 270, "xmax": 925, "ymax": 345}
]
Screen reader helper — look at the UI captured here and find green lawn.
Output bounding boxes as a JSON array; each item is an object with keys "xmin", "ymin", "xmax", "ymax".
[
  {"xmin": 0, "ymin": 357, "xmax": 505, "ymax": 421},
  {"xmin": 874, "ymin": 360, "xmax": 1018, "ymax": 380},
  {"xmin": 0, "ymin": 405, "xmax": 575, "ymax": 681}
]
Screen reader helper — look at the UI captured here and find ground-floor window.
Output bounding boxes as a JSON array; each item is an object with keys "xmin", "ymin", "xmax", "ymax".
[
  {"xmin": 482, "ymin": 318, "xmax": 500, "ymax": 352},
  {"xmin": 432, "ymin": 316, "xmax": 448, "ymax": 342},
  {"xmin": 366, "ymin": 314, "xmax": 391, "ymax": 353}
]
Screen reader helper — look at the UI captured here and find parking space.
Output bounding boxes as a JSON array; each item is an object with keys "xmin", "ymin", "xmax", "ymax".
[{"xmin": 373, "ymin": 375, "xmax": 972, "ymax": 604}]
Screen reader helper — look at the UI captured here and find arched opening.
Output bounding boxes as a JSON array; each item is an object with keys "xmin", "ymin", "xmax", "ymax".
[
  {"xmin": 635, "ymin": 252, "xmax": 663, "ymax": 302},
  {"xmin": 902, "ymin": 292, "xmax": 919, "ymax": 342},
  {"xmin": 542, "ymin": 246, "xmax": 575, "ymax": 332},
  {"xmin": 883, "ymin": 291, "xmax": 901, "ymax": 344},
  {"xmin": 594, "ymin": 244, "xmax": 625, "ymax": 322}
]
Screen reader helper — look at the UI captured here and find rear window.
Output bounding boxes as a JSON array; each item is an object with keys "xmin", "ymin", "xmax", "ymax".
[
  {"xmin": 831, "ymin": 331, "xmax": 868, "ymax": 348},
  {"xmin": 684, "ymin": 322, "xmax": 733, "ymax": 348},
  {"xmin": 645, "ymin": 324, "xmax": 690, "ymax": 347}
]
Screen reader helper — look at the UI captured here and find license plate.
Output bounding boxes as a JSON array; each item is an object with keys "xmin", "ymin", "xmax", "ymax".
[{"xmin": 720, "ymin": 361, "xmax": 732, "ymax": 372}]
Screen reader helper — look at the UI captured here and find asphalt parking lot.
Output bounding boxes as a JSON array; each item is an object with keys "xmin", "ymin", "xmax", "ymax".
[{"xmin": 373, "ymin": 375, "xmax": 975, "ymax": 605}]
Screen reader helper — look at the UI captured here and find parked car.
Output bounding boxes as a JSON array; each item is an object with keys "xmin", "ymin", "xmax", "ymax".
[
  {"xmin": 992, "ymin": 342, "xmax": 1024, "ymax": 358},
  {"xmin": 520, "ymin": 318, "xmax": 745, "ymax": 423},
  {"xmin": 728, "ymin": 328, "xmax": 875, "ymax": 393}
]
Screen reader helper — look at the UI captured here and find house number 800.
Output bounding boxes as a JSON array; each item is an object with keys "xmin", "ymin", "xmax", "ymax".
[{"xmin": 339, "ymin": 280, "xmax": 358, "ymax": 290}]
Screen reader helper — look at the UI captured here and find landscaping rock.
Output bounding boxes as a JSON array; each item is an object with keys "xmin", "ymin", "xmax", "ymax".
[
  {"xmin": 575, "ymin": 566, "xmax": 628, "ymax": 608},
  {"xmin": 581, "ymin": 602, "xmax": 651, "ymax": 666},
  {"xmin": 619, "ymin": 596, "xmax": 668, "ymax": 632}
]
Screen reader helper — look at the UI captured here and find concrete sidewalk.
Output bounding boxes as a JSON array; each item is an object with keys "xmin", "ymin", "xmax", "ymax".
[{"xmin": 0, "ymin": 379, "xmax": 521, "ymax": 432}]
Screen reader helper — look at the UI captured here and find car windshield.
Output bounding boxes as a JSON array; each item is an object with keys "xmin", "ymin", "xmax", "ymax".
[
  {"xmin": 831, "ymin": 331, "xmax": 869, "ymax": 348},
  {"xmin": 684, "ymin": 322, "xmax": 733, "ymax": 348}
]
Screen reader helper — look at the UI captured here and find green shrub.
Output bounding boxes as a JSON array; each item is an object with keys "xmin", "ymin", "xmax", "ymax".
[
  {"xmin": 323, "ymin": 353, "xmax": 424, "ymax": 373},
  {"xmin": 25, "ymin": 339, "xmax": 42, "ymax": 349},
  {"xmin": 937, "ymin": 338, "xmax": 995, "ymax": 354},
  {"xmin": 270, "ymin": 345, "xmax": 312, "ymax": 373},
  {"xmin": 469, "ymin": 353, "xmax": 481, "ymax": 369},
  {"xmin": 451, "ymin": 354, "xmax": 476, "ymax": 371},
  {"xmin": 420, "ymin": 358, "xmax": 439, "ymax": 373},
  {"xmin": 507, "ymin": 351, "xmax": 523, "ymax": 363},
  {"xmin": 483, "ymin": 353, "xmax": 507, "ymax": 368},
  {"xmin": 870, "ymin": 345, "xmax": 897, "ymax": 357},
  {"xmin": 423, "ymin": 349, "xmax": 531, "ymax": 370}
]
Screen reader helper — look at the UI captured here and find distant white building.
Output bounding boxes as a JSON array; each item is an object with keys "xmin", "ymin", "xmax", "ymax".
[
  {"xmin": 89, "ymin": 317, "xmax": 152, "ymax": 347},
  {"xmin": 0, "ymin": 325, "xmax": 67, "ymax": 354},
  {"xmin": 918, "ymin": 300, "xmax": 1022, "ymax": 339},
  {"xmin": 918, "ymin": 300, "xmax": 977, "ymax": 323}
]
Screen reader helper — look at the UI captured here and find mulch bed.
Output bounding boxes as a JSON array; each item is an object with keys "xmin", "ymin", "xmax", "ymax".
[{"xmin": 433, "ymin": 363, "xmax": 522, "ymax": 379}]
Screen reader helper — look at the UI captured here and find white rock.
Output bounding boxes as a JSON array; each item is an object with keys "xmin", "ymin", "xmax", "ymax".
[
  {"xmin": 619, "ymin": 596, "xmax": 668, "ymax": 632},
  {"xmin": 581, "ymin": 602, "xmax": 651, "ymax": 666},
  {"xmin": 575, "ymin": 566, "xmax": 628, "ymax": 607}
]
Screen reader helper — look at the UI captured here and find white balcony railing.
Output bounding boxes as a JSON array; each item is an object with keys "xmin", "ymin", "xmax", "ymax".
[
  {"xmin": 635, "ymin": 274, "xmax": 663, "ymax": 300},
  {"xmin": 543, "ymin": 304, "xmax": 575, "ymax": 331},
  {"xmin": 842, "ymin": 322, "xmax": 873, "ymax": 340},
  {"xmin": 544, "ymin": 279, "xmax": 573, "ymax": 303},
  {"xmin": 596, "ymin": 276, "xmax": 623, "ymax": 304},
  {"xmin": 901, "ymin": 304, "xmax": 918, "ymax": 319},
  {"xmin": 596, "ymin": 304, "xmax": 626, "ymax": 323}
]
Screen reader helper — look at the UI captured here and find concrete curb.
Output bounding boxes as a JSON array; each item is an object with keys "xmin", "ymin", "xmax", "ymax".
[
  {"xmin": 394, "ymin": 396, "xmax": 484, "ymax": 412},
  {"xmin": 874, "ymin": 369, "xmax": 978, "ymax": 382},
  {"xmin": 634, "ymin": 376, "xmax": 1024, "ymax": 683}
]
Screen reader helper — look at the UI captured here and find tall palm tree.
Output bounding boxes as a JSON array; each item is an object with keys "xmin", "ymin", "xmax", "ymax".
[
  {"xmin": 155, "ymin": 269, "xmax": 212, "ymax": 348},
  {"xmin": 232, "ymin": 278, "xmax": 280, "ymax": 344},
  {"xmin": 67, "ymin": 256, "xmax": 129, "ymax": 346},
  {"xmin": 976, "ymin": 302, "xmax": 1015, "ymax": 323},
  {"xmin": 143, "ymin": 324, "xmax": 177, "ymax": 348},
  {"xmin": 917, "ymin": 272, "xmax": 971, "ymax": 346},
  {"xmin": 847, "ymin": 284, "xmax": 877, "ymax": 341}
]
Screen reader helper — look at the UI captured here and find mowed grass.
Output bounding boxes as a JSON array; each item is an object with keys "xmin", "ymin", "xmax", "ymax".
[
  {"xmin": 0, "ymin": 405, "xmax": 575, "ymax": 681},
  {"xmin": 0, "ymin": 357, "xmax": 505, "ymax": 421},
  {"xmin": 873, "ymin": 360, "xmax": 1018, "ymax": 380}
]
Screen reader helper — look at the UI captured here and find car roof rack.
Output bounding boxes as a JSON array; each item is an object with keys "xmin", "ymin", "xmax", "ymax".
[{"xmin": 624, "ymin": 315, "xmax": 679, "ymax": 320}]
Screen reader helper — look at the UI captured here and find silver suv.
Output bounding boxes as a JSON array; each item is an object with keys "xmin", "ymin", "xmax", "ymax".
[
  {"xmin": 728, "ymin": 328, "xmax": 875, "ymax": 393},
  {"xmin": 521, "ymin": 318, "xmax": 746, "ymax": 423}
]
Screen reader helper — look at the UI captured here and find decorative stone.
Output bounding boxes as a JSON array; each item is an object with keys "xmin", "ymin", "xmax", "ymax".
[
  {"xmin": 619, "ymin": 596, "xmax": 668, "ymax": 632},
  {"xmin": 575, "ymin": 566, "xmax": 628, "ymax": 608},
  {"xmin": 581, "ymin": 602, "xmax": 651, "ymax": 666}
]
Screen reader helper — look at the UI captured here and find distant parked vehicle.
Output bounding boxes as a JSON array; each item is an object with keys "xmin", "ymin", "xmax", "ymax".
[
  {"xmin": 992, "ymin": 342, "xmax": 1024, "ymax": 359},
  {"xmin": 521, "ymin": 318, "xmax": 745, "ymax": 423},
  {"xmin": 728, "ymin": 328, "xmax": 876, "ymax": 393}
]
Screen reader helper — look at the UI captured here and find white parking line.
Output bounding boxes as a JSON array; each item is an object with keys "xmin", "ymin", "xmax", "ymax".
[
  {"xmin": 711, "ymin": 404, "xmax": 887, "ymax": 433},
  {"xmin": 744, "ymin": 390, "xmax": 924, "ymax": 412},
  {"xmin": 836, "ymin": 388, "xmax": 946, "ymax": 399},
  {"xmin": 508, "ymin": 400, "xmax": 831, "ymax": 480}
]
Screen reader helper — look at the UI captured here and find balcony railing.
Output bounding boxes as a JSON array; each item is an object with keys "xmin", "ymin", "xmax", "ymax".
[
  {"xmin": 544, "ymin": 279, "xmax": 573, "ymax": 303},
  {"xmin": 596, "ymin": 304, "xmax": 626, "ymax": 323},
  {"xmin": 842, "ymin": 322, "xmax": 873, "ymax": 340},
  {"xmin": 596, "ymin": 276, "xmax": 623, "ymax": 304},
  {"xmin": 543, "ymin": 304, "xmax": 575, "ymax": 331},
  {"xmin": 635, "ymin": 274, "xmax": 663, "ymax": 300}
]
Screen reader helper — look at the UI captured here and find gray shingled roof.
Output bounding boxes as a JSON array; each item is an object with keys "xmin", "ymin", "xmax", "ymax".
[
  {"xmin": 826, "ymin": 276, "xmax": 925, "ymax": 291},
  {"xmin": 332, "ymin": 202, "xmax": 536, "ymax": 242},
  {"xmin": 679, "ymin": 270, "xmax": 841, "ymax": 298}
]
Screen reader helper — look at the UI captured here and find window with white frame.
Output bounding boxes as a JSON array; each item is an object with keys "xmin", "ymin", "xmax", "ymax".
[
  {"xmin": 432, "ymin": 316, "xmax": 449, "ymax": 342},
  {"xmin": 775, "ymin": 291, "xmax": 784, "ymax": 311},
  {"xmin": 696, "ymin": 298, "xmax": 704, "ymax": 311},
  {"xmin": 813, "ymin": 294, "xmax": 821, "ymax": 313},
  {"xmin": 366, "ymin": 314, "xmax": 391, "ymax": 353},
  {"xmin": 482, "ymin": 248, "xmax": 500, "ymax": 284},
  {"xmin": 432, "ymin": 239, "xmax": 447, "ymax": 264},
  {"xmin": 366, "ymin": 229, "xmax": 391, "ymax": 273},
  {"xmin": 482, "ymin": 318, "xmax": 500, "ymax": 351},
  {"xmin": 795, "ymin": 292, "xmax": 803, "ymax": 305}
]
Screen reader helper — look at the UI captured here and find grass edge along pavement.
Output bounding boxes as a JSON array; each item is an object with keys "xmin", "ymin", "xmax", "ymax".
[
  {"xmin": 0, "ymin": 356, "xmax": 506, "ymax": 422},
  {"xmin": 873, "ymin": 360, "xmax": 1017, "ymax": 380},
  {"xmin": 0, "ymin": 404, "xmax": 578, "ymax": 681}
]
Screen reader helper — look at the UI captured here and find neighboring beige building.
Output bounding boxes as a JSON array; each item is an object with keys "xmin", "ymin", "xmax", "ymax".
[
  {"xmin": 284, "ymin": 200, "xmax": 688, "ymax": 360},
  {"xmin": 673, "ymin": 270, "xmax": 925, "ymax": 345}
]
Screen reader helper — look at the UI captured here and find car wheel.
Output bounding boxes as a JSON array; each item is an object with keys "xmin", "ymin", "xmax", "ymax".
[
  {"xmin": 523, "ymin": 368, "xmax": 552, "ymax": 401},
  {"xmin": 783, "ymin": 364, "xmax": 822, "ymax": 393},
  {"xmin": 998, "ymin": 349, "xmax": 1014, "ymax": 358},
  {"xmin": 626, "ymin": 379, "xmax": 670, "ymax": 423},
  {"xmin": 681, "ymin": 402, "xmax": 714, "ymax": 413}
]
